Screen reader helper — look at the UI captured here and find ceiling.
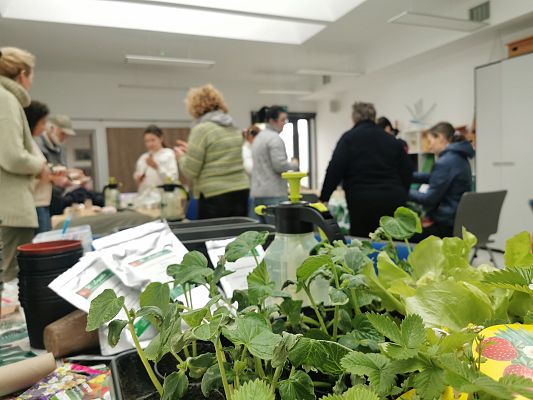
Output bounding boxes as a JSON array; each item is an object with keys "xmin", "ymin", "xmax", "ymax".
[{"xmin": 0, "ymin": 0, "xmax": 506, "ymax": 94}]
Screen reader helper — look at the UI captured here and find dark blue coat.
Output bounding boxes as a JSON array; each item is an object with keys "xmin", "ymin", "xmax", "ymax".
[{"xmin": 409, "ymin": 141, "xmax": 474, "ymax": 226}]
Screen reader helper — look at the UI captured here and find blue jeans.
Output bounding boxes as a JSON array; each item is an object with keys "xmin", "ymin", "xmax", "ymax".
[
  {"xmin": 253, "ymin": 196, "xmax": 288, "ymax": 223},
  {"xmin": 36, "ymin": 206, "xmax": 52, "ymax": 234}
]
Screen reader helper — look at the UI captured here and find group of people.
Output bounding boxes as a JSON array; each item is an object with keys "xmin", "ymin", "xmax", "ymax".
[
  {"xmin": 320, "ymin": 102, "xmax": 474, "ymax": 241},
  {"xmin": 133, "ymin": 87, "xmax": 299, "ymax": 220},
  {"xmin": 0, "ymin": 45, "xmax": 475, "ymax": 287}
]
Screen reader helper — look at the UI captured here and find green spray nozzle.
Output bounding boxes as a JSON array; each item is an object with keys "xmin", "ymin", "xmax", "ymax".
[
  {"xmin": 282, "ymin": 171, "xmax": 307, "ymax": 203},
  {"xmin": 108, "ymin": 176, "xmax": 118, "ymax": 185}
]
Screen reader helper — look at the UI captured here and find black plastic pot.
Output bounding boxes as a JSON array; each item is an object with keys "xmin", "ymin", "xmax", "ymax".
[
  {"xmin": 16, "ymin": 240, "xmax": 82, "ymax": 349},
  {"xmin": 114, "ymin": 350, "xmax": 223, "ymax": 400},
  {"xmin": 19, "ymin": 297, "xmax": 77, "ymax": 349},
  {"xmin": 17, "ymin": 247, "xmax": 83, "ymax": 275}
]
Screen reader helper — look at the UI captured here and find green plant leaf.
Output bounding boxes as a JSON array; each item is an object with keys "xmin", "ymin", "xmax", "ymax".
[
  {"xmin": 437, "ymin": 332, "xmax": 476, "ymax": 354},
  {"xmin": 344, "ymin": 247, "xmax": 369, "ymax": 273},
  {"xmin": 400, "ymin": 314, "xmax": 426, "ymax": 349},
  {"xmin": 366, "ymin": 313, "xmax": 402, "ymax": 344},
  {"xmin": 86, "ymin": 289, "xmax": 125, "ymax": 331},
  {"xmin": 340, "ymin": 352, "xmax": 395, "ymax": 396},
  {"xmin": 167, "ymin": 266, "xmax": 213, "ymax": 286},
  {"xmin": 148, "ymin": 303, "xmax": 182, "ymax": 361},
  {"xmin": 340, "ymin": 273, "xmax": 367, "ymax": 289},
  {"xmin": 233, "ymin": 379, "xmax": 274, "ymax": 400},
  {"xmin": 279, "ymin": 298, "xmax": 303, "ymax": 327},
  {"xmin": 272, "ymin": 332, "xmax": 301, "ymax": 368},
  {"xmin": 504, "ymin": 231, "xmax": 533, "ymax": 267},
  {"xmin": 140, "ymin": 282, "xmax": 170, "ymax": 314},
  {"xmin": 296, "ymin": 255, "xmax": 330, "ymax": 284},
  {"xmin": 361, "ymin": 253, "xmax": 408, "ymax": 314},
  {"xmin": 182, "ymin": 307, "xmax": 208, "ymax": 328},
  {"xmin": 222, "ymin": 313, "xmax": 281, "ymax": 360},
  {"xmin": 329, "ymin": 287, "xmax": 349, "ymax": 305},
  {"xmin": 278, "ymin": 370, "xmax": 315, "ymax": 400},
  {"xmin": 289, "ymin": 338, "xmax": 351, "ymax": 376},
  {"xmin": 404, "ymin": 280, "xmax": 494, "ymax": 331},
  {"xmin": 136, "ymin": 306, "xmax": 164, "ymax": 324},
  {"xmin": 482, "ymin": 266, "xmax": 533, "ymax": 294},
  {"xmin": 247, "ymin": 260, "xmax": 275, "ymax": 304},
  {"xmin": 320, "ymin": 386, "xmax": 379, "ymax": 400},
  {"xmin": 413, "ymin": 366, "xmax": 445, "ymax": 400},
  {"xmin": 408, "ymin": 236, "xmax": 445, "ymax": 281},
  {"xmin": 192, "ymin": 313, "xmax": 226, "ymax": 342},
  {"xmin": 232, "ymin": 289, "xmax": 250, "ymax": 311},
  {"xmin": 107, "ymin": 319, "xmax": 128, "ymax": 347},
  {"xmin": 379, "ymin": 207, "xmax": 421, "ymax": 240},
  {"xmin": 167, "ymin": 250, "xmax": 212, "ymax": 285},
  {"xmin": 225, "ymin": 231, "xmax": 268, "ymax": 262},
  {"xmin": 187, "ymin": 353, "xmax": 217, "ymax": 379},
  {"xmin": 162, "ymin": 371, "xmax": 188, "ymax": 400},
  {"xmin": 201, "ymin": 362, "xmax": 234, "ymax": 397}
]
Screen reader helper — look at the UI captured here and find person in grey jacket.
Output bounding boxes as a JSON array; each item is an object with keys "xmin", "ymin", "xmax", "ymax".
[{"xmin": 251, "ymin": 106, "xmax": 298, "ymax": 212}]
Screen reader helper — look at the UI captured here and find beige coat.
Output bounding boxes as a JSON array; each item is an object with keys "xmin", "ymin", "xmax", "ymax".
[{"xmin": 0, "ymin": 76, "xmax": 43, "ymax": 228}]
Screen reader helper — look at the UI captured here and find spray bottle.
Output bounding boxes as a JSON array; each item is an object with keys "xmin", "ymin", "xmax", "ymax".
[{"xmin": 256, "ymin": 171, "xmax": 345, "ymax": 304}]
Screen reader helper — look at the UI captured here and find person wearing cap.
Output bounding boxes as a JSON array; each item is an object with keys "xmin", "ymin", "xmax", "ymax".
[
  {"xmin": 0, "ymin": 47, "xmax": 48, "ymax": 283},
  {"xmin": 35, "ymin": 114, "xmax": 76, "ymax": 166}
]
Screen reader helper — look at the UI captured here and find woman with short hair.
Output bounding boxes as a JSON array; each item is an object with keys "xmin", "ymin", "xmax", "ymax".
[
  {"xmin": 320, "ymin": 102, "xmax": 413, "ymax": 237},
  {"xmin": 0, "ymin": 47, "xmax": 48, "ymax": 282},
  {"xmin": 175, "ymin": 84, "xmax": 249, "ymax": 219}
]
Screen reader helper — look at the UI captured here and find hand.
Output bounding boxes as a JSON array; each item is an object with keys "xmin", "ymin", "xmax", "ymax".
[
  {"xmin": 291, "ymin": 157, "xmax": 299, "ymax": 169},
  {"xmin": 175, "ymin": 139, "xmax": 188, "ymax": 153},
  {"xmin": 146, "ymin": 155, "xmax": 159, "ymax": 170},
  {"xmin": 134, "ymin": 173, "xmax": 145, "ymax": 185},
  {"xmin": 39, "ymin": 163, "xmax": 51, "ymax": 181},
  {"xmin": 174, "ymin": 146, "xmax": 185, "ymax": 161},
  {"xmin": 51, "ymin": 175, "xmax": 71, "ymax": 188}
]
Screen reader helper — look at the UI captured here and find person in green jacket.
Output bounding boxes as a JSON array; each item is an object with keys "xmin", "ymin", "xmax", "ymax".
[
  {"xmin": 174, "ymin": 84, "xmax": 249, "ymax": 219},
  {"xmin": 0, "ymin": 47, "xmax": 48, "ymax": 284}
]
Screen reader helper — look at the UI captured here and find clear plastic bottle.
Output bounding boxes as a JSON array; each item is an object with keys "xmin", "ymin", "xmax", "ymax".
[{"xmin": 264, "ymin": 232, "xmax": 330, "ymax": 305}]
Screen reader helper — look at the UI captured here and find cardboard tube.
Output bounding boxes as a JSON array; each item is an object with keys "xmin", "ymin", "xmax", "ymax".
[{"xmin": 0, "ymin": 352, "xmax": 56, "ymax": 396}]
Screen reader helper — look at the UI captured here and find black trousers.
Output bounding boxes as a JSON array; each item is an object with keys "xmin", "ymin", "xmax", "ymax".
[
  {"xmin": 346, "ymin": 188, "xmax": 407, "ymax": 238},
  {"xmin": 410, "ymin": 223, "xmax": 453, "ymax": 243},
  {"xmin": 198, "ymin": 189, "xmax": 250, "ymax": 220}
]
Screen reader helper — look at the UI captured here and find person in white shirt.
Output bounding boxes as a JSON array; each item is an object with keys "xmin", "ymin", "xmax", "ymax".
[
  {"xmin": 242, "ymin": 124, "xmax": 261, "ymax": 177},
  {"xmin": 134, "ymin": 125, "xmax": 178, "ymax": 193}
]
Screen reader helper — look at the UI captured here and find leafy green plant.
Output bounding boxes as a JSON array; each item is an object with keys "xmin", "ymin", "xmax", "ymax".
[{"xmin": 85, "ymin": 216, "xmax": 533, "ymax": 399}]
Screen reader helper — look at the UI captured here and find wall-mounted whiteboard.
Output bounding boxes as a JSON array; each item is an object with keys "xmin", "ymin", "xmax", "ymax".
[{"xmin": 475, "ymin": 52, "xmax": 533, "ymax": 249}]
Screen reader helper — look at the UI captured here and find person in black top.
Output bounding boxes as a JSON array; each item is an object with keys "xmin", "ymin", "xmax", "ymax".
[
  {"xmin": 320, "ymin": 102, "xmax": 413, "ymax": 237},
  {"xmin": 376, "ymin": 116, "xmax": 409, "ymax": 153}
]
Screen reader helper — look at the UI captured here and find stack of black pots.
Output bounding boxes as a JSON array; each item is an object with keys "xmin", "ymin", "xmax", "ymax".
[{"xmin": 17, "ymin": 240, "xmax": 83, "ymax": 349}]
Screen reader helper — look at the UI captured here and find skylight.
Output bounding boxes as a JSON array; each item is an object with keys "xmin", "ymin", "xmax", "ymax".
[
  {"xmin": 142, "ymin": 0, "xmax": 367, "ymax": 22},
  {"xmin": 0, "ymin": 0, "xmax": 326, "ymax": 44}
]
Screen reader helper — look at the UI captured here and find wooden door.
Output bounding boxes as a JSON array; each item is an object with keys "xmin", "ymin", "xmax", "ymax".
[{"xmin": 106, "ymin": 127, "xmax": 190, "ymax": 193}]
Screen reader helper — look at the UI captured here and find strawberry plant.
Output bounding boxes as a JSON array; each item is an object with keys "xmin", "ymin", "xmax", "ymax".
[{"xmin": 85, "ymin": 208, "xmax": 533, "ymax": 399}]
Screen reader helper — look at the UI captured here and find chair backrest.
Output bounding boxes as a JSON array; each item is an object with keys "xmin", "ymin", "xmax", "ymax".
[{"xmin": 453, "ymin": 190, "xmax": 507, "ymax": 246}]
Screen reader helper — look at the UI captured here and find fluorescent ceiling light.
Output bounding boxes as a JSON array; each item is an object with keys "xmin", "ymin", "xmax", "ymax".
[
  {"xmin": 296, "ymin": 69, "xmax": 361, "ymax": 77},
  {"xmin": 388, "ymin": 11, "xmax": 488, "ymax": 32},
  {"xmin": 124, "ymin": 55, "xmax": 215, "ymax": 68},
  {"xmin": 0, "ymin": 0, "xmax": 325, "ymax": 44},
  {"xmin": 258, "ymin": 89, "xmax": 312, "ymax": 96},
  {"xmin": 118, "ymin": 83, "xmax": 189, "ymax": 91},
  {"xmin": 143, "ymin": 0, "xmax": 367, "ymax": 22}
]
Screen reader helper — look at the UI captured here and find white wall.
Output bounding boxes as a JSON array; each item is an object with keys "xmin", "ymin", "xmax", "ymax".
[
  {"xmin": 30, "ymin": 70, "xmax": 316, "ymax": 128},
  {"xmin": 315, "ymin": 24, "xmax": 533, "ymax": 187}
]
